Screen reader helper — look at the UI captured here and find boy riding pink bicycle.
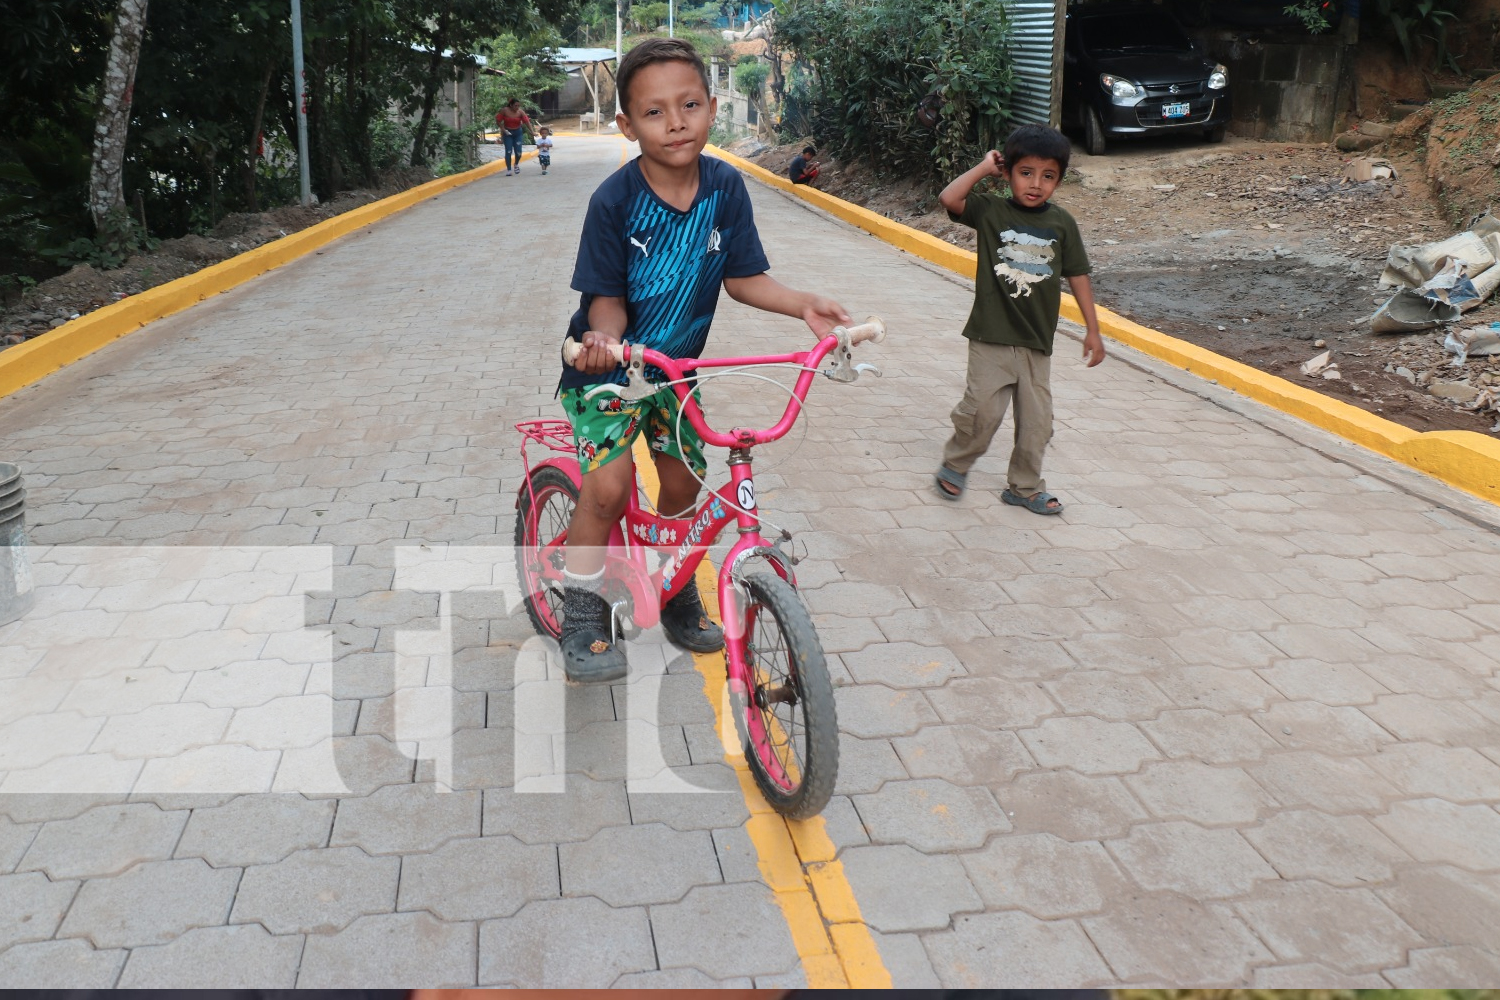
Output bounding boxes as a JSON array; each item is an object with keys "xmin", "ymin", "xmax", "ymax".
[
  {"xmin": 516, "ymin": 320, "xmax": 884, "ymax": 816},
  {"xmin": 512, "ymin": 37, "xmax": 881, "ymax": 816}
]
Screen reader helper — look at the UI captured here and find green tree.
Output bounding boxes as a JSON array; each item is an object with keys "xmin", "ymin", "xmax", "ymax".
[
  {"xmin": 632, "ymin": 1, "xmax": 668, "ymax": 30},
  {"xmin": 0, "ymin": 0, "xmax": 586, "ymax": 281},
  {"xmin": 0, "ymin": 0, "xmax": 113, "ymax": 282},
  {"xmin": 678, "ymin": 2, "xmax": 720, "ymax": 26},
  {"xmin": 777, "ymin": 0, "xmax": 1013, "ymax": 182},
  {"xmin": 564, "ymin": 0, "xmax": 612, "ymax": 44},
  {"xmin": 88, "ymin": 0, "xmax": 150, "ymax": 233},
  {"xmin": 477, "ymin": 27, "xmax": 571, "ymax": 124}
]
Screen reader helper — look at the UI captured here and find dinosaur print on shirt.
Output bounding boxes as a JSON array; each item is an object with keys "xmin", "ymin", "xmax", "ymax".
[{"xmin": 994, "ymin": 228, "xmax": 1057, "ymax": 299}]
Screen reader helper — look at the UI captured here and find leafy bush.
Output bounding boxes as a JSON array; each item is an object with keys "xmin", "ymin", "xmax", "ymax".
[
  {"xmin": 371, "ymin": 117, "xmax": 417, "ymax": 174},
  {"xmin": 776, "ymin": 0, "xmax": 1014, "ymax": 184},
  {"xmin": 633, "ymin": 1, "xmax": 670, "ymax": 31},
  {"xmin": 422, "ymin": 120, "xmax": 482, "ymax": 177},
  {"xmin": 1282, "ymin": 0, "xmax": 1334, "ymax": 32},
  {"xmin": 679, "ymin": 3, "xmax": 722, "ymax": 26},
  {"xmin": 1375, "ymin": 0, "xmax": 1462, "ymax": 72},
  {"xmin": 732, "ymin": 57, "xmax": 770, "ymax": 99},
  {"xmin": 42, "ymin": 210, "xmax": 158, "ymax": 270}
]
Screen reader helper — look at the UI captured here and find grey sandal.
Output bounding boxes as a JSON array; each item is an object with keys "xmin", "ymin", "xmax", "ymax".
[
  {"xmin": 934, "ymin": 466, "xmax": 967, "ymax": 501},
  {"xmin": 1002, "ymin": 489, "xmax": 1064, "ymax": 515}
]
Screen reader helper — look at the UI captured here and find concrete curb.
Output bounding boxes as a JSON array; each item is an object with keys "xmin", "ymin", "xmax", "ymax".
[
  {"xmin": 0, "ymin": 151, "xmax": 530, "ymax": 401},
  {"xmin": 706, "ymin": 144, "xmax": 1500, "ymax": 507}
]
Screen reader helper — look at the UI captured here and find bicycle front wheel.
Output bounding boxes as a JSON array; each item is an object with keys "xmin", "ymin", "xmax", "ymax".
[
  {"xmin": 514, "ymin": 465, "xmax": 578, "ymax": 639},
  {"xmin": 733, "ymin": 570, "xmax": 838, "ymax": 818}
]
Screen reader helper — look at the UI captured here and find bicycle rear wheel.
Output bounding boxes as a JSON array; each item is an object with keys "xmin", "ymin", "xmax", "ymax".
[
  {"xmin": 732, "ymin": 570, "xmax": 838, "ymax": 818},
  {"xmin": 514, "ymin": 465, "xmax": 578, "ymax": 639}
]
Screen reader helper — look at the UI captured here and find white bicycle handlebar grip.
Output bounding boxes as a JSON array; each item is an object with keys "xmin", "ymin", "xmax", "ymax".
[
  {"xmin": 845, "ymin": 316, "xmax": 886, "ymax": 346},
  {"xmin": 561, "ymin": 340, "xmax": 626, "ymax": 366}
]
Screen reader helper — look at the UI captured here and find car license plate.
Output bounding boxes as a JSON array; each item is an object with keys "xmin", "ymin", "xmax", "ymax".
[{"xmin": 1163, "ymin": 102, "xmax": 1191, "ymax": 118}]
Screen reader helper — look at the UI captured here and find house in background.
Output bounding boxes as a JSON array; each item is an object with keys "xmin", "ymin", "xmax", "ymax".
[
  {"xmin": 536, "ymin": 47, "xmax": 619, "ymax": 128},
  {"xmin": 405, "ymin": 46, "xmax": 484, "ymax": 132}
]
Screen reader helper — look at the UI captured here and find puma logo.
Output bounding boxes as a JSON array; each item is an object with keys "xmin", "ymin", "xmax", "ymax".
[{"xmin": 630, "ymin": 235, "xmax": 653, "ymax": 257}]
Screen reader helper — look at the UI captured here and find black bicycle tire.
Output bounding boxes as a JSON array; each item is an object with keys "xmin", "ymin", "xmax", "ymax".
[
  {"xmin": 514, "ymin": 465, "xmax": 578, "ymax": 639},
  {"xmin": 735, "ymin": 570, "xmax": 839, "ymax": 818}
]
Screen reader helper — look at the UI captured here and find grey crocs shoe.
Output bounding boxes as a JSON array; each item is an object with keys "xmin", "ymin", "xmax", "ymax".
[
  {"xmin": 559, "ymin": 587, "xmax": 628, "ymax": 682},
  {"xmin": 660, "ymin": 577, "xmax": 725, "ymax": 654}
]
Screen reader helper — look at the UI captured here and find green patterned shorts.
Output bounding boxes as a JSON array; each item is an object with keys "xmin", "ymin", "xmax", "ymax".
[{"xmin": 560, "ymin": 384, "xmax": 707, "ymax": 477}]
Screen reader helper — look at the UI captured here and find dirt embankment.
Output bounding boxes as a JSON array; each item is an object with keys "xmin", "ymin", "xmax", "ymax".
[
  {"xmin": 743, "ymin": 128, "xmax": 1500, "ymax": 436},
  {"xmin": 0, "ymin": 168, "xmax": 434, "ymax": 347},
  {"xmin": 1386, "ymin": 73, "xmax": 1500, "ymax": 227}
]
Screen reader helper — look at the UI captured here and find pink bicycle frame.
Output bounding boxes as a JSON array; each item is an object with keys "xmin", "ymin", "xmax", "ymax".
[
  {"xmin": 532, "ymin": 322, "xmax": 882, "ymax": 789},
  {"xmin": 597, "ymin": 336, "xmax": 849, "ymax": 634}
]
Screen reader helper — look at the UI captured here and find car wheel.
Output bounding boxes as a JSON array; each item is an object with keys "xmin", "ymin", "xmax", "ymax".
[
  {"xmin": 1205, "ymin": 123, "xmax": 1227, "ymax": 143},
  {"xmin": 1083, "ymin": 106, "xmax": 1107, "ymax": 156}
]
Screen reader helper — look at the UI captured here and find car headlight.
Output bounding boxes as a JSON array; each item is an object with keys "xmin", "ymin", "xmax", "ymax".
[
  {"xmin": 1208, "ymin": 65, "xmax": 1228, "ymax": 89},
  {"xmin": 1100, "ymin": 73, "xmax": 1143, "ymax": 103}
]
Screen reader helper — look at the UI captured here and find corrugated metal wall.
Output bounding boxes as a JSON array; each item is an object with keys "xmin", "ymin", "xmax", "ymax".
[{"xmin": 1006, "ymin": 0, "xmax": 1061, "ymax": 126}]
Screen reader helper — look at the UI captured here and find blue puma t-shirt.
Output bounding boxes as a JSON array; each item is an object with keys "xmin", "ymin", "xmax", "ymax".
[{"xmin": 560, "ymin": 154, "xmax": 770, "ymax": 390}]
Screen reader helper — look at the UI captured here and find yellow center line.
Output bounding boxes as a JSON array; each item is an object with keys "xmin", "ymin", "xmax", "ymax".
[{"xmin": 631, "ymin": 439, "xmax": 891, "ymax": 988}]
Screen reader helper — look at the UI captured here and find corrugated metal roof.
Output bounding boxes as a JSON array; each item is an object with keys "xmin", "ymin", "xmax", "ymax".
[
  {"xmin": 1006, "ymin": 0, "xmax": 1059, "ymax": 126},
  {"xmin": 551, "ymin": 47, "xmax": 618, "ymax": 65}
]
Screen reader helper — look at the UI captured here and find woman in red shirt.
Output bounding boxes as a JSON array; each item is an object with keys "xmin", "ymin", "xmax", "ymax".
[{"xmin": 496, "ymin": 98, "xmax": 531, "ymax": 175}]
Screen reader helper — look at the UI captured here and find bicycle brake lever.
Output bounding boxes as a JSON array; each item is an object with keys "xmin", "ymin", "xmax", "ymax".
[
  {"xmin": 583, "ymin": 349, "xmax": 656, "ymax": 401},
  {"xmin": 617, "ymin": 350, "xmax": 657, "ymax": 400},
  {"xmin": 821, "ymin": 342, "xmax": 858, "ymax": 382},
  {"xmin": 853, "ymin": 363, "xmax": 883, "ymax": 379}
]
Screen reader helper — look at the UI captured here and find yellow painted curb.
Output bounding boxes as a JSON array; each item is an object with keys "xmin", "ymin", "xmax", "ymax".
[
  {"xmin": 632, "ymin": 440, "xmax": 891, "ymax": 989},
  {"xmin": 0, "ymin": 150, "xmax": 532, "ymax": 401},
  {"xmin": 707, "ymin": 144, "xmax": 1500, "ymax": 507}
]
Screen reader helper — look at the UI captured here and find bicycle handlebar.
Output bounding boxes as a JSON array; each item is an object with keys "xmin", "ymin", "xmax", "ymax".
[
  {"xmin": 559, "ymin": 317, "xmax": 887, "ymax": 450},
  {"xmin": 560, "ymin": 317, "xmax": 886, "ymax": 368}
]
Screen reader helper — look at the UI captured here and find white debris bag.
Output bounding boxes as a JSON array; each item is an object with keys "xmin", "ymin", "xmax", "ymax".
[
  {"xmin": 1343, "ymin": 157, "xmax": 1397, "ymax": 182},
  {"xmin": 1300, "ymin": 350, "xmax": 1332, "ymax": 375},
  {"xmin": 1370, "ymin": 292, "xmax": 1462, "ymax": 334},
  {"xmin": 1379, "ymin": 231, "xmax": 1498, "ymax": 289},
  {"xmin": 1443, "ymin": 323, "xmax": 1500, "ymax": 366},
  {"xmin": 1373, "ymin": 211, "xmax": 1500, "ymax": 333}
]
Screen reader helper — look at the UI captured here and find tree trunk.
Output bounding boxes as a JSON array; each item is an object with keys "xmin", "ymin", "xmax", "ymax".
[
  {"xmin": 88, "ymin": 0, "xmax": 150, "ymax": 233},
  {"xmin": 411, "ymin": 6, "xmax": 453, "ymax": 167},
  {"xmin": 244, "ymin": 59, "xmax": 274, "ymax": 214}
]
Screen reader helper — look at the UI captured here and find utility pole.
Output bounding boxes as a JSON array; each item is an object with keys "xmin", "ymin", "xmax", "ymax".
[
  {"xmin": 290, "ymin": 0, "xmax": 312, "ymax": 206},
  {"xmin": 615, "ymin": 0, "xmax": 622, "ymax": 115},
  {"xmin": 669, "ymin": 0, "xmax": 674, "ymax": 37}
]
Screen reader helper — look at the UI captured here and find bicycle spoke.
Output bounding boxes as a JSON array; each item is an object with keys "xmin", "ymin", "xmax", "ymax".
[{"xmin": 749, "ymin": 601, "xmax": 806, "ymax": 789}]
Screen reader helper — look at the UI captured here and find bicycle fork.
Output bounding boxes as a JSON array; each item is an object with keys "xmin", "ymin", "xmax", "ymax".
[{"xmin": 717, "ymin": 448, "xmax": 802, "ymax": 783}]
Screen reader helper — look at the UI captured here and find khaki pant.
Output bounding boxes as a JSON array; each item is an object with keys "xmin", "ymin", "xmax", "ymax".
[{"xmin": 941, "ymin": 341, "xmax": 1052, "ymax": 494}]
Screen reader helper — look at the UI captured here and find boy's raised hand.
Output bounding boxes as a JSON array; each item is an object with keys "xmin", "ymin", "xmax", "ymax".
[{"xmin": 980, "ymin": 150, "xmax": 1004, "ymax": 176}]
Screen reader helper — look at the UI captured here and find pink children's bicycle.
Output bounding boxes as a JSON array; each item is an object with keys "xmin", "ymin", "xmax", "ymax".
[{"xmin": 513, "ymin": 318, "xmax": 886, "ymax": 818}]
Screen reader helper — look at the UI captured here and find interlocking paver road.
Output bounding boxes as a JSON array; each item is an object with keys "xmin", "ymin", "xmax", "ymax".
[{"xmin": 2, "ymin": 133, "xmax": 1500, "ymax": 987}]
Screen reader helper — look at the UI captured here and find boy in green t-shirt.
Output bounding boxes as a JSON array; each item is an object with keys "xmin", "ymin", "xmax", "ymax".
[{"xmin": 933, "ymin": 125, "xmax": 1106, "ymax": 515}]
